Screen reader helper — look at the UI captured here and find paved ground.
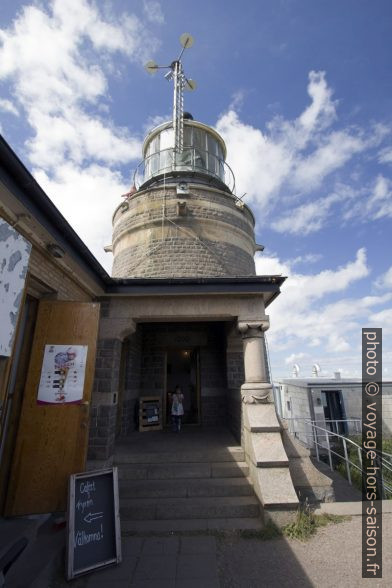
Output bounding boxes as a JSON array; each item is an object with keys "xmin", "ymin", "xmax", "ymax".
[
  {"xmin": 217, "ymin": 514, "xmax": 392, "ymax": 587},
  {"xmin": 51, "ymin": 535, "xmax": 219, "ymax": 588},
  {"xmin": 50, "ymin": 514, "xmax": 392, "ymax": 588}
]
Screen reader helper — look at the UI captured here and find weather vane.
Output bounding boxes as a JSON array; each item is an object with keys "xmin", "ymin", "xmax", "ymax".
[{"xmin": 145, "ymin": 33, "xmax": 196, "ymax": 154}]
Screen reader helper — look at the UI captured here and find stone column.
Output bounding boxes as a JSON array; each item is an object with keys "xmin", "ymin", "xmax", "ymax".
[
  {"xmin": 88, "ymin": 337, "xmax": 122, "ymax": 461},
  {"xmin": 238, "ymin": 318, "xmax": 299, "ymax": 523},
  {"xmin": 238, "ymin": 318, "xmax": 272, "ymax": 404},
  {"xmin": 88, "ymin": 310, "xmax": 137, "ymax": 462}
]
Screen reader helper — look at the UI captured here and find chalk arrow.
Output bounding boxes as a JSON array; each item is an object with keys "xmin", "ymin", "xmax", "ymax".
[{"xmin": 84, "ymin": 512, "xmax": 103, "ymax": 523}]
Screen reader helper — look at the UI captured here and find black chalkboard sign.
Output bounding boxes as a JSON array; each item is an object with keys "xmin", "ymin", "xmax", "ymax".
[{"xmin": 66, "ymin": 468, "xmax": 121, "ymax": 579}]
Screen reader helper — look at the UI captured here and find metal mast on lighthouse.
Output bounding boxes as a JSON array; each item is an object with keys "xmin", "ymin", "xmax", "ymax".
[{"xmin": 145, "ymin": 33, "xmax": 196, "ymax": 154}]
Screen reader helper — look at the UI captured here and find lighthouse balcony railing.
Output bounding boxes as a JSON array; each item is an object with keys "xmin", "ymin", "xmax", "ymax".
[{"xmin": 134, "ymin": 147, "xmax": 236, "ymax": 192}]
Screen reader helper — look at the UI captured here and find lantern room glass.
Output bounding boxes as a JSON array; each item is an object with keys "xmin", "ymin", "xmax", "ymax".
[{"xmin": 143, "ymin": 123, "xmax": 226, "ymax": 184}]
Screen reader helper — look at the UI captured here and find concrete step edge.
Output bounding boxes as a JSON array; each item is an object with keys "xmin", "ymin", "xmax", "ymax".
[
  {"xmin": 120, "ymin": 495, "xmax": 259, "ymax": 506},
  {"xmin": 120, "ymin": 503, "xmax": 261, "ymax": 521},
  {"xmin": 119, "ymin": 476, "xmax": 253, "ymax": 487},
  {"xmin": 115, "ymin": 450, "xmax": 245, "ymax": 464},
  {"xmin": 121, "ymin": 517, "xmax": 264, "ymax": 533},
  {"xmin": 118, "ymin": 462, "xmax": 250, "ymax": 480},
  {"xmin": 116, "ymin": 460, "xmax": 249, "ymax": 469}
]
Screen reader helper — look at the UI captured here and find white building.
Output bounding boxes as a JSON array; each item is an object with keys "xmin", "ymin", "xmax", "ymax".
[{"xmin": 274, "ymin": 376, "xmax": 392, "ymax": 447}]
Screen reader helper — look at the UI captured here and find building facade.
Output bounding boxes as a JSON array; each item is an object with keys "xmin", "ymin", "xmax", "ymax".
[
  {"xmin": 276, "ymin": 376, "xmax": 392, "ymax": 448},
  {"xmin": 0, "ymin": 109, "xmax": 302, "ymax": 524}
]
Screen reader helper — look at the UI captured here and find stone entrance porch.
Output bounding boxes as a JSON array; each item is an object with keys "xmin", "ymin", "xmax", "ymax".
[{"xmin": 87, "ymin": 282, "xmax": 301, "ymax": 524}]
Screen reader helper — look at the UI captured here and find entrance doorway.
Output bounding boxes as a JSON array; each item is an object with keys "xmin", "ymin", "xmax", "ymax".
[
  {"xmin": 165, "ymin": 349, "xmax": 200, "ymax": 426},
  {"xmin": 321, "ymin": 390, "xmax": 347, "ymax": 435}
]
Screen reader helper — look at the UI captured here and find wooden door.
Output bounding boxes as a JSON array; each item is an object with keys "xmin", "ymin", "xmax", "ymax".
[
  {"xmin": 5, "ymin": 301, "xmax": 100, "ymax": 516},
  {"xmin": 0, "ymin": 295, "xmax": 38, "ymax": 514}
]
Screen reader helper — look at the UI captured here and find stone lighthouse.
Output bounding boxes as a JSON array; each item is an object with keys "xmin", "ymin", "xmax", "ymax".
[
  {"xmin": 94, "ymin": 35, "xmax": 300, "ymax": 526},
  {"xmin": 111, "ymin": 112, "xmax": 259, "ymax": 279},
  {"xmin": 111, "ymin": 33, "xmax": 260, "ymax": 281}
]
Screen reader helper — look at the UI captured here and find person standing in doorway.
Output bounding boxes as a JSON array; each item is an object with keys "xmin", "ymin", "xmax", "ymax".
[{"xmin": 171, "ymin": 385, "xmax": 184, "ymax": 432}]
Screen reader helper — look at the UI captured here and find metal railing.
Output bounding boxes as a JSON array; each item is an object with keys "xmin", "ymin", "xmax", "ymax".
[
  {"xmin": 285, "ymin": 417, "xmax": 392, "ymax": 499},
  {"xmin": 287, "ymin": 417, "xmax": 362, "ymax": 438},
  {"xmin": 133, "ymin": 147, "xmax": 236, "ymax": 192}
]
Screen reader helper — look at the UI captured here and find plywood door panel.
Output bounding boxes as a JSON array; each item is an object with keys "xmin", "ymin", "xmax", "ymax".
[{"xmin": 5, "ymin": 301, "xmax": 100, "ymax": 516}]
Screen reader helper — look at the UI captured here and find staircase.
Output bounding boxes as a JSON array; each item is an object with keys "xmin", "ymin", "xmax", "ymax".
[{"xmin": 114, "ymin": 429, "xmax": 263, "ymax": 533}]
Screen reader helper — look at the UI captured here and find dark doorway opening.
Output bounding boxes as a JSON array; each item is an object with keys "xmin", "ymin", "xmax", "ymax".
[
  {"xmin": 321, "ymin": 390, "xmax": 347, "ymax": 435},
  {"xmin": 165, "ymin": 349, "xmax": 200, "ymax": 426}
]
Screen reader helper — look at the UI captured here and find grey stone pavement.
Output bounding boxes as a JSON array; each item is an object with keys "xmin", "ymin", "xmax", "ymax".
[
  {"xmin": 53, "ymin": 514, "xmax": 392, "ymax": 588},
  {"xmin": 83, "ymin": 535, "xmax": 218, "ymax": 588}
]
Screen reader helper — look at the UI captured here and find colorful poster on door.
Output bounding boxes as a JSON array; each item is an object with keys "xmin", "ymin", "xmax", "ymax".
[{"xmin": 37, "ymin": 344, "xmax": 88, "ymax": 404}]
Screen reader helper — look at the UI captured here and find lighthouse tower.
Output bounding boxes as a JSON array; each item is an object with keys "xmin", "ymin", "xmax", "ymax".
[
  {"xmin": 101, "ymin": 35, "xmax": 301, "ymax": 527},
  {"xmin": 111, "ymin": 36, "xmax": 259, "ymax": 279}
]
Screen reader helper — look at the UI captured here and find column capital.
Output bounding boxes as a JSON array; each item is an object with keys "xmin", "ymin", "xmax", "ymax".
[{"xmin": 237, "ymin": 317, "xmax": 270, "ymax": 337}]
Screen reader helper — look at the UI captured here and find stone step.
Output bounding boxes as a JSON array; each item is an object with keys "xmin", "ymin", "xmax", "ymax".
[
  {"xmin": 121, "ymin": 517, "xmax": 264, "ymax": 534},
  {"xmin": 120, "ymin": 496, "xmax": 260, "ymax": 521},
  {"xmin": 118, "ymin": 461, "xmax": 250, "ymax": 480},
  {"xmin": 115, "ymin": 447, "xmax": 245, "ymax": 464},
  {"xmin": 119, "ymin": 476, "xmax": 254, "ymax": 499}
]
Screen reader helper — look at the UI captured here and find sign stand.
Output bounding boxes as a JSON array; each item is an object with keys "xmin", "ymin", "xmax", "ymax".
[
  {"xmin": 66, "ymin": 468, "xmax": 121, "ymax": 579},
  {"xmin": 139, "ymin": 396, "xmax": 162, "ymax": 431}
]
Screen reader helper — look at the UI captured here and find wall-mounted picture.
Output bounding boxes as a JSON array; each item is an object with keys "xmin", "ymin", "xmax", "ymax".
[{"xmin": 37, "ymin": 344, "xmax": 88, "ymax": 404}]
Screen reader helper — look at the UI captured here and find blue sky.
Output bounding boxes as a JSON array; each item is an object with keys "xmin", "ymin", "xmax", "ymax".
[{"xmin": 0, "ymin": 0, "xmax": 391, "ymax": 379}]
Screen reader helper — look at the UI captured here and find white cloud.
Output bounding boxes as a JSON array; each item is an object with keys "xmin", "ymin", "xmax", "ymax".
[
  {"xmin": 256, "ymin": 248, "xmax": 382, "ymax": 355},
  {"xmin": 258, "ymin": 247, "xmax": 368, "ymax": 304},
  {"xmin": 143, "ymin": 1, "xmax": 165, "ymax": 24},
  {"xmin": 0, "ymin": 98, "xmax": 19, "ymax": 116},
  {"xmin": 284, "ymin": 352, "xmax": 307, "ymax": 365},
  {"xmin": 366, "ymin": 175, "xmax": 392, "ymax": 219},
  {"xmin": 26, "ymin": 107, "xmax": 141, "ymax": 169},
  {"xmin": 369, "ymin": 308, "xmax": 392, "ymax": 333},
  {"xmin": 343, "ymin": 175, "xmax": 392, "ymax": 222},
  {"xmin": 261, "ymin": 248, "xmax": 392, "ymax": 377},
  {"xmin": 0, "ymin": 1, "xmax": 155, "ymax": 169},
  {"xmin": 216, "ymin": 71, "xmax": 391, "ymax": 234},
  {"xmin": 292, "ymin": 131, "xmax": 364, "ymax": 191},
  {"xmin": 297, "ymin": 71, "xmax": 337, "ymax": 135},
  {"xmin": 375, "ymin": 266, "xmax": 392, "ymax": 290},
  {"xmin": 0, "ymin": 0, "xmax": 159, "ymax": 270},
  {"xmin": 216, "ymin": 71, "xmax": 363, "ymax": 215},
  {"xmin": 272, "ymin": 193, "xmax": 339, "ymax": 235},
  {"xmin": 378, "ymin": 146, "xmax": 392, "ymax": 164},
  {"xmin": 34, "ymin": 163, "xmax": 127, "ymax": 272},
  {"xmin": 290, "ymin": 253, "xmax": 323, "ymax": 266},
  {"xmin": 216, "ymin": 109, "xmax": 290, "ymax": 211}
]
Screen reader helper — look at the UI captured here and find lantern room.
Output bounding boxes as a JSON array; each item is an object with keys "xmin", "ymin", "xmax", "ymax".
[{"xmin": 134, "ymin": 115, "xmax": 235, "ymax": 193}]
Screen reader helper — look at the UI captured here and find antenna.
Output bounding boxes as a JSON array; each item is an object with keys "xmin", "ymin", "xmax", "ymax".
[{"xmin": 145, "ymin": 33, "xmax": 196, "ymax": 153}]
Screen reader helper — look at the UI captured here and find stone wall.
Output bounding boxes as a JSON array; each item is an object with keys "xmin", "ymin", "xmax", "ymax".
[
  {"xmin": 343, "ymin": 384, "xmax": 392, "ymax": 437},
  {"xmin": 112, "ymin": 184, "xmax": 256, "ymax": 278},
  {"xmin": 28, "ymin": 247, "xmax": 92, "ymax": 301},
  {"xmin": 226, "ymin": 351, "xmax": 245, "ymax": 441},
  {"xmin": 199, "ymin": 327, "xmax": 228, "ymax": 426},
  {"xmin": 120, "ymin": 328, "xmax": 142, "ymax": 435},
  {"xmin": 112, "ymin": 237, "xmax": 255, "ymax": 278},
  {"xmin": 140, "ymin": 326, "xmax": 166, "ymax": 398},
  {"xmin": 88, "ymin": 404, "xmax": 117, "ymax": 461},
  {"xmin": 282, "ymin": 384, "xmax": 312, "ymax": 446},
  {"xmin": 88, "ymin": 336, "xmax": 121, "ymax": 460}
]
